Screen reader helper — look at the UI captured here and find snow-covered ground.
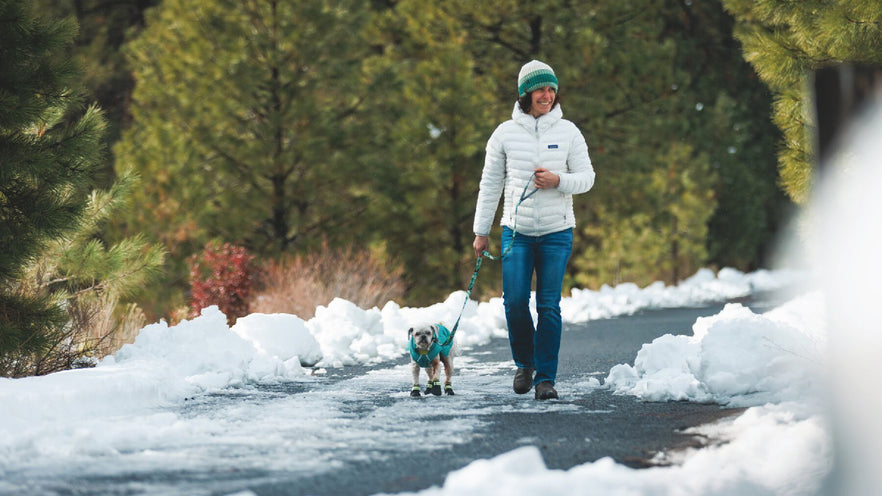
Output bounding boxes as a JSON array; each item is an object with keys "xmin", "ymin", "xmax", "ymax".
[{"xmin": 0, "ymin": 266, "xmax": 822, "ymax": 496}]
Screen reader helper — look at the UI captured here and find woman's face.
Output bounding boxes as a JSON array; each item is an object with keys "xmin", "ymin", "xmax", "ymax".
[{"xmin": 529, "ymin": 86, "xmax": 556, "ymax": 117}]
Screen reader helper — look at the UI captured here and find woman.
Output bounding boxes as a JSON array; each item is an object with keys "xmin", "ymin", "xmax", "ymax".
[{"xmin": 473, "ymin": 60, "xmax": 595, "ymax": 400}]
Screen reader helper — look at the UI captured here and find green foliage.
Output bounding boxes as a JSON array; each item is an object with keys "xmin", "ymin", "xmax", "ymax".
[
  {"xmin": 361, "ymin": 1, "xmax": 499, "ymax": 302},
  {"xmin": 12, "ymin": 174, "xmax": 165, "ymax": 376},
  {"xmin": 31, "ymin": 0, "xmax": 161, "ymax": 186},
  {"xmin": 116, "ymin": 0, "xmax": 378, "ymax": 314},
  {"xmin": 0, "ymin": 0, "xmax": 98, "ymax": 364},
  {"xmin": 721, "ymin": 0, "xmax": 882, "ymax": 203},
  {"xmin": 1, "ymin": 0, "xmax": 165, "ymax": 376}
]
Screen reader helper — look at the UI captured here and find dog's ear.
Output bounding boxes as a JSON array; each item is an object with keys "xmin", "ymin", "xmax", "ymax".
[
  {"xmin": 431, "ymin": 324, "xmax": 439, "ymax": 342},
  {"xmin": 407, "ymin": 327, "xmax": 413, "ymax": 338}
]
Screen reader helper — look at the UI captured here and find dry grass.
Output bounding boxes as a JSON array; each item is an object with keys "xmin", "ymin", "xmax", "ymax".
[
  {"xmin": 252, "ymin": 245, "xmax": 406, "ymax": 319},
  {"xmin": 1, "ymin": 294, "xmax": 146, "ymax": 377}
]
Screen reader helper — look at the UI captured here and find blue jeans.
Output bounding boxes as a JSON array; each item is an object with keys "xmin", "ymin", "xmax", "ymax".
[{"xmin": 501, "ymin": 227, "xmax": 573, "ymax": 386}]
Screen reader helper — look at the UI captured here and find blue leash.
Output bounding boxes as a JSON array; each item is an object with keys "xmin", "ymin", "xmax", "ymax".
[{"xmin": 441, "ymin": 173, "xmax": 538, "ymax": 347}]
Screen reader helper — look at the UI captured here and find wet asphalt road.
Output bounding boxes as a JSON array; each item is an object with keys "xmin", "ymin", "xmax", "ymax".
[
  {"xmin": 253, "ymin": 295, "xmax": 784, "ymax": 496},
  {"xmin": 26, "ymin": 295, "xmax": 787, "ymax": 496}
]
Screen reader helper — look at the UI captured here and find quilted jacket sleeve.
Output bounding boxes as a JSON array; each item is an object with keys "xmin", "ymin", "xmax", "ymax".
[
  {"xmin": 473, "ymin": 128, "xmax": 507, "ymax": 236},
  {"xmin": 557, "ymin": 125, "xmax": 595, "ymax": 195}
]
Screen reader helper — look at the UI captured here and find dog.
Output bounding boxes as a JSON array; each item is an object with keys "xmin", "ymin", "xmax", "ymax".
[{"xmin": 407, "ymin": 324, "xmax": 455, "ymax": 397}]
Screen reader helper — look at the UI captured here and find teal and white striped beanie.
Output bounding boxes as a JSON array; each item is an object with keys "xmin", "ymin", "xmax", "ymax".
[{"xmin": 517, "ymin": 60, "xmax": 559, "ymax": 97}]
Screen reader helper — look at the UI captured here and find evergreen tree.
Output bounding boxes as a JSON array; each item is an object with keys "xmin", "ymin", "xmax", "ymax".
[
  {"xmin": 13, "ymin": 174, "xmax": 165, "ymax": 376},
  {"xmin": 721, "ymin": 0, "xmax": 882, "ymax": 203},
  {"xmin": 116, "ymin": 0, "xmax": 377, "ymax": 315},
  {"xmin": 362, "ymin": 1, "xmax": 499, "ymax": 302},
  {"xmin": 1, "ymin": 0, "xmax": 165, "ymax": 376},
  {"xmin": 32, "ymin": 0, "xmax": 161, "ymax": 186},
  {"xmin": 0, "ymin": 0, "xmax": 102, "ymax": 366}
]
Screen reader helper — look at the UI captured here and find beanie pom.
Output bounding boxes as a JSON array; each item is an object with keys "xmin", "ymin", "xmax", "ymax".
[{"xmin": 518, "ymin": 60, "xmax": 559, "ymax": 97}]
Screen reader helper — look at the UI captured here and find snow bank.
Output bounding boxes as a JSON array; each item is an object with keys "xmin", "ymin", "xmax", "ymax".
[
  {"xmin": 304, "ymin": 267, "xmax": 803, "ymax": 369},
  {"xmin": 561, "ymin": 267, "xmax": 803, "ymax": 323},
  {"xmin": 605, "ymin": 292, "xmax": 825, "ymax": 407}
]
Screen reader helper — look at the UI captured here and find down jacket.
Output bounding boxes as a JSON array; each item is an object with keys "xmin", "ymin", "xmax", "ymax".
[{"xmin": 473, "ymin": 102, "xmax": 595, "ymax": 238}]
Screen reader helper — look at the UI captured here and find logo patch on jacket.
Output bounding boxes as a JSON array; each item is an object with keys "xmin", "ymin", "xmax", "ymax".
[{"xmin": 548, "ymin": 144, "xmax": 559, "ymax": 149}]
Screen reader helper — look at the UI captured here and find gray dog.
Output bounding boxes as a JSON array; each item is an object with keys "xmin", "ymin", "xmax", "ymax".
[{"xmin": 407, "ymin": 324, "xmax": 455, "ymax": 397}]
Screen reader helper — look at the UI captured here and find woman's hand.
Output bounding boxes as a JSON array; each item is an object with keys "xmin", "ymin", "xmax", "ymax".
[
  {"xmin": 473, "ymin": 235, "xmax": 489, "ymax": 258},
  {"xmin": 534, "ymin": 167, "xmax": 560, "ymax": 189}
]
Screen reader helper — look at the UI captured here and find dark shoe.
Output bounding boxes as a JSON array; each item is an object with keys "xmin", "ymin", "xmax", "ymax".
[
  {"xmin": 513, "ymin": 368, "xmax": 535, "ymax": 394},
  {"xmin": 430, "ymin": 380, "xmax": 442, "ymax": 396},
  {"xmin": 444, "ymin": 383, "xmax": 454, "ymax": 395},
  {"xmin": 534, "ymin": 381, "xmax": 558, "ymax": 400},
  {"xmin": 410, "ymin": 385, "xmax": 421, "ymax": 397}
]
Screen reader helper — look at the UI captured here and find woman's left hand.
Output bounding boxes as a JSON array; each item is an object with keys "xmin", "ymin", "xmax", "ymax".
[{"xmin": 534, "ymin": 168, "xmax": 560, "ymax": 189}]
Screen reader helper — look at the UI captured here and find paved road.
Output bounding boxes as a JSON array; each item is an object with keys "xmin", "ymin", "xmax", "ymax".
[
  {"xmin": 20, "ymin": 295, "xmax": 783, "ymax": 496},
  {"xmin": 254, "ymin": 296, "xmax": 782, "ymax": 496}
]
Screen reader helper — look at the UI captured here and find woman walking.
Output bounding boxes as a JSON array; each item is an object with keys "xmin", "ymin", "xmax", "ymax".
[{"xmin": 473, "ymin": 60, "xmax": 595, "ymax": 400}]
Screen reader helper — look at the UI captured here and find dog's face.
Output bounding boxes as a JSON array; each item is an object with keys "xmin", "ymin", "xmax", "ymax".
[{"xmin": 408, "ymin": 325, "xmax": 437, "ymax": 352}]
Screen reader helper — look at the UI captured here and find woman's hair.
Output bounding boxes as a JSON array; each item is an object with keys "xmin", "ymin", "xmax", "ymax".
[{"xmin": 518, "ymin": 91, "xmax": 561, "ymax": 114}]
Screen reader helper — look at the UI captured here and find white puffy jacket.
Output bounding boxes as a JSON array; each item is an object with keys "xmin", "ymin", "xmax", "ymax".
[{"xmin": 473, "ymin": 102, "xmax": 595, "ymax": 237}]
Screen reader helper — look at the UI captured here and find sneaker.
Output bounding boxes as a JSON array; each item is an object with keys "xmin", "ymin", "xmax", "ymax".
[
  {"xmin": 410, "ymin": 385, "xmax": 421, "ymax": 397},
  {"xmin": 444, "ymin": 383, "xmax": 454, "ymax": 395},
  {"xmin": 534, "ymin": 381, "xmax": 558, "ymax": 400},
  {"xmin": 513, "ymin": 367, "xmax": 535, "ymax": 394},
  {"xmin": 429, "ymin": 380, "xmax": 442, "ymax": 396}
]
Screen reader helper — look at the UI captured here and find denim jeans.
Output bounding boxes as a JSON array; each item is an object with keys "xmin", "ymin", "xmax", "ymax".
[{"xmin": 501, "ymin": 226, "xmax": 573, "ymax": 386}]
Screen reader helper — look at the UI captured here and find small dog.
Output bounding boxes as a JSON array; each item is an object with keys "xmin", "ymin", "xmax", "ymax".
[{"xmin": 408, "ymin": 324, "xmax": 455, "ymax": 397}]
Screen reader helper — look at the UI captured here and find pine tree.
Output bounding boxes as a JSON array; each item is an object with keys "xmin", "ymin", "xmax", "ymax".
[
  {"xmin": 1, "ymin": 0, "xmax": 165, "ymax": 376},
  {"xmin": 13, "ymin": 173, "xmax": 165, "ymax": 375},
  {"xmin": 115, "ymin": 0, "xmax": 377, "ymax": 314},
  {"xmin": 31, "ymin": 0, "xmax": 161, "ymax": 186},
  {"xmin": 361, "ymin": 2, "xmax": 499, "ymax": 303},
  {"xmin": 721, "ymin": 0, "xmax": 882, "ymax": 203},
  {"xmin": 0, "ymin": 0, "xmax": 102, "ymax": 366}
]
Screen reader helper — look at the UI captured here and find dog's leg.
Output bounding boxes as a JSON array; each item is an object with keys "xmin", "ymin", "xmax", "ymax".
[
  {"xmin": 442, "ymin": 354, "xmax": 454, "ymax": 395},
  {"xmin": 427, "ymin": 359, "xmax": 442, "ymax": 396},
  {"xmin": 410, "ymin": 362, "xmax": 421, "ymax": 397}
]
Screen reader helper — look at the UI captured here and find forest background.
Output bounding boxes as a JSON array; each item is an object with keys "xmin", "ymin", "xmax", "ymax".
[{"xmin": 2, "ymin": 0, "xmax": 880, "ymax": 377}]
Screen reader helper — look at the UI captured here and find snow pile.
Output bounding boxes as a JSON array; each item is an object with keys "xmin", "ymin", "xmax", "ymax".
[
  {"xmin": 107, "ymin": 306, "xmax": 308, "ymax": 391},
  {"xmin": 561, "ymin": 267, "xmax": 803, "ymax": 323},
  {"xmin": 605, "ymin": 292, "xmax": 825, "ymax": 406},
  {"xmin": 300, "ymin": 267, "xmax": 802, "ymax": 369}
]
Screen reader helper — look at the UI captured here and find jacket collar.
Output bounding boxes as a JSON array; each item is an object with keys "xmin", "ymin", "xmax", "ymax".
[{"xmin": 512, "ymin": 101, "xmax": 563, "ymax": 134}]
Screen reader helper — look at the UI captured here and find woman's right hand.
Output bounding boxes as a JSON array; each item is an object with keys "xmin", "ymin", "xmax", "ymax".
[{"xmin": 473, "ymin": 235, "xmax": 489, "ymax": 259}]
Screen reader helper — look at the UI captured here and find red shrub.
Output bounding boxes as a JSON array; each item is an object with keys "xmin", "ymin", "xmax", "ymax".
[{"xmin": 188, "ymin": 242, "xmax": 255, "ymax": 324}]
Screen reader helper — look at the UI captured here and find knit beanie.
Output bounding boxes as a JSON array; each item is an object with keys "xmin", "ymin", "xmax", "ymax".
[{"xmin": 517, "ymin": 60, "xmax": 559, "ymax": 97}]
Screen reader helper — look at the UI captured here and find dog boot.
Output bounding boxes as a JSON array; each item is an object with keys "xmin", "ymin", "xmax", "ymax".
[
  {"xmin": 430, "ymin": 380, "xmax": 442, "ymax": 396},
  {"xmin": 444, "ymin": 383, "xmax": 454, "ymax": 395},
  {"xmin": 411, "ymin": 385, "xmax": 421, "ymax": 397}
]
